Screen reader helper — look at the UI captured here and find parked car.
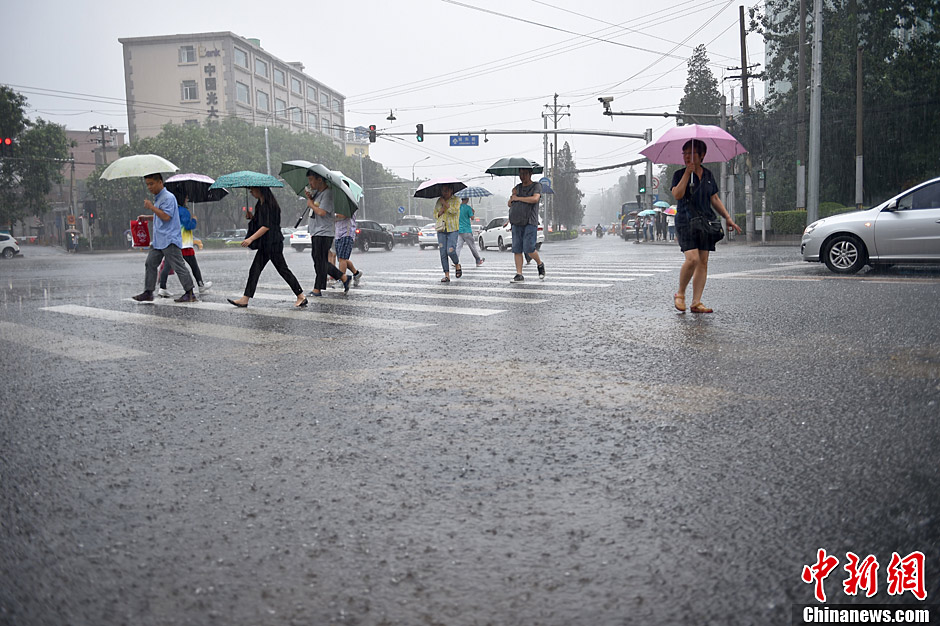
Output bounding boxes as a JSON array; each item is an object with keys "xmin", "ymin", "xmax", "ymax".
[
  {"xmin": 380, "ymin": 223, "xmax": 395, "ymax": 233},
  {"xmin": 801, "ymin": 177, "xmax": 940, "ymax": 273},
  {"xmin": 478, "ymin": 217, "xmax": 544, "ymax": 251},
  {"xmin": 224, "ymin": 229, "xmax": 248, "ymax": 245},
  {"xmin": 0, "ymin": 233, "xmax": 21, "ymax": 258},
  {"xmin": 355, "ymin": 220, "xmax": 395, "ymax": 252},
  {"xmin": 392, "ymin": 225, "xmax": 420, "ymax": 246},
  {"xmin": 206, "ymin": 229, "xmax": 239, "ymax": 240},
  {"xmin": 418, "ymin": 223, "xmax": 439, "ymax": 249},
  {"xmin": 290, "ymin": 227, "xmax": 311, "ymax": 252},
  {"xmin": 399, "ymin": 214, "xmax": 433, "ymax": 228}
]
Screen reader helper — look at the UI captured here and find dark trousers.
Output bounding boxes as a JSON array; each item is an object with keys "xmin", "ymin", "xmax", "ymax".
[
  {"xmin": 244, "ymin": 245, "xmax": 303, "ymax": 298},
  {"xmin": 311, "ymin": 236, "xmax": 343, "ymax": 291},
  {"xmin": 159, "ymin": 253, "xmax": 203, "ymax": 288}
]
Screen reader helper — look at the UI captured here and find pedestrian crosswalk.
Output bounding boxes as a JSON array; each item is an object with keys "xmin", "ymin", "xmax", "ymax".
[{"xmin": 5, "ymin": 259, "xmax": 681, "ymax": 362}]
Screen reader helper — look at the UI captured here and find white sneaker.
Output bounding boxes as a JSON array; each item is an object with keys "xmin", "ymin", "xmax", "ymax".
[
  {"xmin": 198, "ymin": 281, "xmax": 212, "ymax": 293},
  {"xmin": 353, "ymin": 271, "xmax": 362, "ymax": 287},
  {"xmin": 157, "ymin": 288, "xmax": 171, "ymax": 298}
]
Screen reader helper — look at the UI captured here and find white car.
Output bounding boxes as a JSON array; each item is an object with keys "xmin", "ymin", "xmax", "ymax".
[
  {"xmin": 418, "ymin": 223, "xmax": 439, "ymax": 249},
  {"xmin": 0, "ymin": 233, "xmax": 20, "ymax": 259},
  {"xmin": 801, "ymin": 176, "xmax": 940, "ymax": 273},
  {"xmin": 478, "ymin": 217, "xmax": 544, "ymax": 251},
  {"xmin": 290, "ymin": 227, "xmax": 311, "ymax": 252}
]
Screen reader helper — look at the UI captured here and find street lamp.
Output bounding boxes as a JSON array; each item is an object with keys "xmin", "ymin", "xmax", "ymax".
[{"xmin": 410, "ymin": 156, "xmax": 429, "ymax": 214}]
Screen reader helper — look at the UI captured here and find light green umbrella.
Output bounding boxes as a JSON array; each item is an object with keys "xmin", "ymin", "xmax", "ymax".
[
  {"xmin": 653, "ymin": 200, "xmax": 670, "ymax": 208},
  {"xmin": 99, "ymin": 154, "xmax": 178, "ymax": 180},
  {"xmin": 279, "ymin": 160, "xmax": 360, "ymax": 217}
]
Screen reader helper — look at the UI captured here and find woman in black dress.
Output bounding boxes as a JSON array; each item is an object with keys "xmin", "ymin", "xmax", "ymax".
[{"xmin": 228, "ymin": 187, "xmax": 307, "ymax": 308}]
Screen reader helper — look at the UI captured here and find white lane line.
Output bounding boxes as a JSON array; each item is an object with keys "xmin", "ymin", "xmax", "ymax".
[
  {"xmin": 157, "ymin": 299, "xmax": 433, "ymax": 329},
  {"xmin": 709, "ymin": 263, "xmax": 810, "ymax": 278},
  {"xmin": 43, "ymin": 304, "xmax": 303, "ymax": 344},
  {"xmin": 401, "ymin": 271, "xmax": 636, "ymax": 282},
  {"xmin": 295, "ymin": 281, "xmax": 584, "ymax": 296},
  {"xmin": 350, "ymin": 288, "xmax": 547, "ymax": 304},
  {"xmin": 372, "ymin": 273, "xmax": 618, "ymax": 287},
  {"xmin": 248, "ymin": 293, "xmax": 505, "ymax": 316},
  {"xmin": 0, "ymin": 320, "xmax": 150, "ymax": 362}
]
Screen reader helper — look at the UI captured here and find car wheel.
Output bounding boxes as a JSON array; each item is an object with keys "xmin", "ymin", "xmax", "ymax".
[
  {"xmin": 498, "ymin": 236, "xmax": 506, "ymax": 251},
  {"xmin": 479, "ymin": 237, "xmax": 486, "ymax": 251},
  {"xmin": 420, "ymin": 244, "xmax": 426, "ymax": 250},
  {"xmin": 386, "ymin": 239, "xmax": 394, "ymax": 251},
  {"xmin": 823, "ymin": 234, "xmax": 866, "ymax": 274},
  {"xmin": 1, "ymin": 248, "xmax": 13, "ymax": 259},
  {"xmin": 292, "ymin": 245, "xmax": 303, "ymax": 252},
  {"xmin": 361, "ymin": 240, "xmax": 371, "ymax": 252}
]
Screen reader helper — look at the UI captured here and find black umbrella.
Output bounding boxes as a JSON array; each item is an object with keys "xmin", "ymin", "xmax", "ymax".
[{"xmin": 165, "ymin": 173, "xmax": 229, "ymax": 203}]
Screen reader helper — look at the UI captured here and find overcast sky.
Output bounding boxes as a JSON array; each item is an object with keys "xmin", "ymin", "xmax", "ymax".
[{"xmin": 1, "ymin": 0, "xmax": 764, "ymax": 200}]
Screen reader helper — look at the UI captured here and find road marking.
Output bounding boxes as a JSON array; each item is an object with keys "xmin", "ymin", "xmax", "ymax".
[
  {"xmin": 373, "ymin": 272, "xmax": 618, "ymax": 287},
  {"xmin": 43, "ymin": 304, "xmax": 304, "ymax": 344},
  {"xmin": 0, "ymin": 320, "xmax": 150, "ymax": 361},
  {"xmin": 350, "ymin": 288, "xmax": 547, "ymax": 304},
  {"xmin": 294, "ymin": 281, "xmax": 584, "ymax": 296},
  {"xmin": 395, "ymin": 269, "xmax": 650, "ymax": 281},
  {"xmin": 248, "ymin": 293, "xmax": 506, "ymax": 317},
  {"xmin": 708, "ymin": 263, "xmax": 810, "ymax": 278},
  {"xmin": 157, "ymin": 299, "xmax": 434, "ymax": 329},
  {"xmin": 710, "ymin": 273, "xmax": 940, "ymax": 284}
]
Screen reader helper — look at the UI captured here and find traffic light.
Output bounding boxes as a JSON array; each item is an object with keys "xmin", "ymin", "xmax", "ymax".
[
  {"xmin": 638, "ymin": 175, "xmax": 647, "ymax": 194},
  {"xmin": 416, "ymin": 124, "xmax": 424, "ymax": 142},
  {"xmin": 757, "ymin": 169, "xmax": 767, "ymax": 193},
  {"xmin": 368, "ymin": 124, "xmax": 376, "ymax": 143},
  {"xmin": 85, "ymin": 200, "xmax": 96, "ymax": 224},
  {"xmin": 0, "ymin": 137, "xmax": 12, "ymax": 156}
]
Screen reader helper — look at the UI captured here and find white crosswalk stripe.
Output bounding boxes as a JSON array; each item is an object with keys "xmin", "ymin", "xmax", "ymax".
[
  {"xmin": 0, "ymin": 320, "xmax": 150, "ymax": 361},
  {"xmin": 248, "ymin": 292, "xmax": 505, "ymax": 316},
  {"xmin": 155, "ymin": 299, "xmax": 433, "ymax": 328},
  {"xmin": 284, "ymin": 281, "xmax": 583, "ymax": 296}
]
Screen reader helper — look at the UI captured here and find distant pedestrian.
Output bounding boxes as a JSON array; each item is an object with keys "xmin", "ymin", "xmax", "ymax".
[
  {"xmin": 305, "ymin": 170, "xmax": 350, "ymax": 296},
  {"xmin": 434, "ymin": 184, "xmax": 461, "ymax": 282},
  {"xmin": 455, "ymin": 196, "xmax": 484, "ymax": 266},
  {"xmin": 132, "ymin": 173, "xmax": 197, "ymax": 304},
  {"xmin": 158, "ymin": 190, "xmax": 211, "ymax": 297},
  {"xmin": 334, "ymin": 212, "xmax": 363, "ymax": 287},
  {"xmin": 507, "ymin": 168, "xmax": 544, "ymax": 282},
  {"xmin": 672, "ymin": 139, "xmax": 741, "ymax": 313},
  {"xmin": 667, "ymin": 213, "xmax": 676, "ymax": 241},
  {"xmin": 227, "ymin": 187, "xmax": 307, "ymax": 308}
]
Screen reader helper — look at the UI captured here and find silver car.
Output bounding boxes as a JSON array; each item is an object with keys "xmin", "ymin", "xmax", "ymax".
[{"xmin": 801, "ymin": 177, "xmax": 940, "ymax": 273}]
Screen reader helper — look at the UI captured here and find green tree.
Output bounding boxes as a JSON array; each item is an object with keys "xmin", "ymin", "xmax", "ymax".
[
  {"xmin": 553, "ymin": 142, "xmax": 584, "ymax": 228},
  {"xmin": 0, "ymin": 87, "xmax": 70, "ymax": 230},
  {"xmin": 754, "ymin": 0, "xmax": 940, "ymax": 209},
  {"xmin": 678, "ymin": 44, "xmax": 722, "ymax": 126}
]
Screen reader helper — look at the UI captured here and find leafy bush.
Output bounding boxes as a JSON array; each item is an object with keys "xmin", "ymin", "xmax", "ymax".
[{"xmin": 547, "ymin": 230, "xmax": 578, "ymax": 242}]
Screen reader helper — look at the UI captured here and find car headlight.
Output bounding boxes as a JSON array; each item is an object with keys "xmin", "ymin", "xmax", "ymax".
[{"xmin": 803, "ymin": 222, "xmax": 820, "ymax": 236}]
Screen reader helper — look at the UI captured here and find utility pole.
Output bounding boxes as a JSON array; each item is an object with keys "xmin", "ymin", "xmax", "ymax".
[
  {"xmin": 720, "ymin": 95, "xmax": 734, "ymax": 241},
  {"xmin": 807, "ymin": 0, "xmax": 823, "ymax": 226},
  {"xmin": 796, "ymin": 0, "xmax": 807, "ymax": 210},
  {"xmin": 739, "ymin": 5, "xmax": 754, "ymax": 243},
  {"xmin": 543, "ymin": 94, "xmax": 569, "ymax": 230},
  {"xmin": 89, "ymin": 124, "xmax": 117, "ymax": 165},
  {"xmin": 855, "ymin": 46, "xmax": 863, "ymax": 210}
]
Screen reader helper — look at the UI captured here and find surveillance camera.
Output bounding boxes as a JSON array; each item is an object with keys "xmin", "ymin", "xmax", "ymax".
[{"xmin": 598, "ymin": 96, "xmax": 614, "ymax": 104}]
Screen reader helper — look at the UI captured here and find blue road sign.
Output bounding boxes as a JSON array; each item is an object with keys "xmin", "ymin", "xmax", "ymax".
[
  {"xmin": 398, "ymin": 206, "xmax": 405, "ymax": 214},
  {"xmin": 449, "ymin": 135, "xmax": 479, "ymax": 147}
]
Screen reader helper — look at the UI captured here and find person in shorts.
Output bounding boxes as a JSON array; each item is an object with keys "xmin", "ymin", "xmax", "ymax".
[
  {"xmin": 333, "ymin": 213, "xmax": 362, "ymax": 287},
  {"xmin": 507, "ymin": 168, "xmax": 544, "ymax": 282}
]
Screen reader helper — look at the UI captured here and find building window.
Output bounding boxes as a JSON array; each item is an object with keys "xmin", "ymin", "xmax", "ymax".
[
  {"xmin": 184, "ymin": 119, "xmax": 199, "ymax": 126},
  {"xmin": 291, "ymin": 108, "xmax": 303, "ymax": 124},
  {"xmin": 320, "ymin": 92, "xmax": 330, "ymax": 108},
  {"xmin": 273, "ymin": 67, "xmax": 286, "ymax": 86},
  {"xmin": 307, "ymin": 84, "xmax": 317, "ymax": 102},
  {"xmin": 234, "ymin": 47, "xmax": 249, "ymax": 69},
  {"xmin": 178, "ymin": 46, "xmax": 196, "ymax": 64},
  {"xmin": 291, "ymin": 77, "xmax": 302, "ymax": 95},
  {"xmin": 332, "ymin": 98, "xmax": 341, "ymax": 113},
  {"xmin": 254, "ymin": 58, "xmax": 268, "ymax": 78},
  {"xmin": 236, "ymin": 81, "xmax": 250, "ymax": 105},
  {"xmin": 181, "ymin": 80, "xmax": 198, "ymax": 101},
  {"xmin": 256, "ymin": 90, "xmax": 270, "ymax": 111},
  {"xmin": 308, "ymin": 115, "xmax": 318, "ymax": 132},
  {"xmin": 275, "ymin": 98, "xmax": 286, "ymax": 118},
  {"xmin": 321, "ymin": 118, "xmax": 330, "ymax": 135},
  {"xmin": 333, "ymin": 124, "xmax": 342, "ymax": 139}
]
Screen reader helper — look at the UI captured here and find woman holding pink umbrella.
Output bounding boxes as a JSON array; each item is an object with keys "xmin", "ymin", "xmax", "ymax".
[{"xmin": 670, "ymin": 139, "xmax": 741, "ymax": 313}]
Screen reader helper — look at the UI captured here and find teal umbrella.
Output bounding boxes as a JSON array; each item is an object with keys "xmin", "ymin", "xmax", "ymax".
[
  {"xmin": 638, "ymin": 209, "xmax": 657, "ymax": 216},
  {"xmin": 653, "ymin": 200, "xmax": 670, "ymax": 208},
  {"xmin": 279, "ymin": 160, "xmax": 360, "ymax": 217},
  {"xmin": 208, "ymin": 170, "xmax": 283, "ymax": 189},
  {"xmin": 485, "ymin": 157, "xmax": 544, "ymax": 177}
]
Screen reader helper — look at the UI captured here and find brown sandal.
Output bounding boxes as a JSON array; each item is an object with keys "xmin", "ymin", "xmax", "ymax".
[
  {"xmin": 674, "ymin": 293, "xmax": 686, "ymax": 312},
  {"xmin": 689, "ymin": 302, "xmax": 713, "ymax": 314}
]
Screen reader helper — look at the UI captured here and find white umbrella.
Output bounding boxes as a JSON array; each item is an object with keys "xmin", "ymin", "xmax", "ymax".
[{"xmin": 99, "ymin": 154, "xmax": 179, "ymax": 180}]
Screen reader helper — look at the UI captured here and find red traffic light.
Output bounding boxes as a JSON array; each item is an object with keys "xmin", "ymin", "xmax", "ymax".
[
  {"xmin": 368, "ymin": 125, "xmax": 377, "ymax": 143},
  {"xmin": 2, "ymin": 138, "xmax": 11, "ymax": 146}
]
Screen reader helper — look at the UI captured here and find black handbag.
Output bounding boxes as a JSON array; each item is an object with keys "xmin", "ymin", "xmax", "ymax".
[{"xmin": 688, "ymin": 173, "xmax": 724, "ymax": 242}]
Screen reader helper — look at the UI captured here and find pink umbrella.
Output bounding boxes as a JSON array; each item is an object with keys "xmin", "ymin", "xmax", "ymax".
[
  {"xmin": 413, "ymin": 177, "xmax": 467, "ymax": 199},
  {"xmin": 640, "ymin": 124, "xmax": 747, "ymax": 165},
  {"xmin": 663, "ymin": 206, "xmax": 677, "ymax": 216}
]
